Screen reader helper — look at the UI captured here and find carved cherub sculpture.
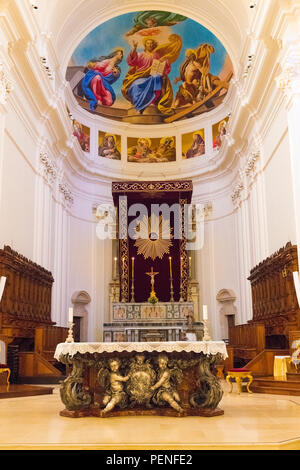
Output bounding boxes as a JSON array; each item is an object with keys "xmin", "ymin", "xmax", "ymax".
[
  {"xmin": 151, "ymin": 353, "xmax": 184, "ymax": 413},
  {"xmin": 101, "ymin": 358, "xmax": 129, "ymax": 415}
]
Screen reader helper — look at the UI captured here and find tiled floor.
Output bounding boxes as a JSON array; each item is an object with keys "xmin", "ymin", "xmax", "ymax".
[{"xmin": 0, "ymin": 382, "xmax": 300, "ymax": 450}]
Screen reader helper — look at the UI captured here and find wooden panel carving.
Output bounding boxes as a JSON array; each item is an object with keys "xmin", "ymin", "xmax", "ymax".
[
  {"xmin": 248, "ymin": 242, "xmax": 300, "ymax": 339},
  {"xmin": 0, "ymin": 246, "xmax": 55, "ymax": 341}
]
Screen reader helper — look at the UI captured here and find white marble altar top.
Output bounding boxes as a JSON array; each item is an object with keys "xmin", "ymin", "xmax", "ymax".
[{"xmin": 54, "ymin": 341, "xmax": 228, "ymax": 360}]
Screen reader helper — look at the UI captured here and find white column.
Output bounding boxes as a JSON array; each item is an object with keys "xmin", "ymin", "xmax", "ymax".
[
  {"xmin": 241, "ymin": 198, "xmax": 253, "ymax": 322},
  {"xmin": 51, "ymin": 198, "xmax": 63, "ymax": 325}
]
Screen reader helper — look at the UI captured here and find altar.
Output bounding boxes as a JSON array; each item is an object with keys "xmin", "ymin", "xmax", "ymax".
[
  {"xmin": 54, "ymin": 341, "xmax": 227, "ymax": 418},
  {"xmin": 104, "ymin": 301, "xmax": 204, "ymax": 342}
]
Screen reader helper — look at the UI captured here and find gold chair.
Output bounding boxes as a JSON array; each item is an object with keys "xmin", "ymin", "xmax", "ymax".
[
  {"xmin": 0, "ymin": 343, "xmax": 10, "ymax": 386},
  {"xmin": 226, "ymin": 368, "xmax": 253, "ymax": 394},
  {"xmin": 0, "ymin": 365, "xmax": 10, "ymax": 386}
]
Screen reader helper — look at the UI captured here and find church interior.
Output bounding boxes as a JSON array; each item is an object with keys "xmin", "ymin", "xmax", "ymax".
[{"xmin": 1, "ymin": 0, "xmax": 300, "ymax": 451}]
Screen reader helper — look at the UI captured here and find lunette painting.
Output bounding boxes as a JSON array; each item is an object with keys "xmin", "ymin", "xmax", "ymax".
[{"xmin": 66, "ymin": 11, "xmax": 233, "ymax": 125}]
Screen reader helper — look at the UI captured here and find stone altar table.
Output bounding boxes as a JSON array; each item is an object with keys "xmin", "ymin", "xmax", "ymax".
[{"xmin": 54, "ymin": 341, "xmax": 227, "ymax": 418}]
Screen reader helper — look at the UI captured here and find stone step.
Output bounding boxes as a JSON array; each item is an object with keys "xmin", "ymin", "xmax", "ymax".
[{"xmin": 250, "ymin": 376, "xmax": 300, "ymax": 396}]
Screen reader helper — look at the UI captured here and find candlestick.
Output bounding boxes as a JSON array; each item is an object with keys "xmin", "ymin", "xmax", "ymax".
[
  {"xmin": 0, "ymin": 276, "xmax": 7, "ymax": 303},
  {"xmin": 202, "ymin": 319, "xmax": 211, "ymax": 341},
  {"xmin": 169, "ymin": 257, "xmax": 172, "ymax": 277},
  {"xmin": 189, "ymin": 256, "xmax": 192, "ymax": 279},
  {"xmin": 187, "ymin": 279, "xmax": 192, "ymax": 301},
  {"xmin": 179, "ymin": 280, "xmax": 183, "ymax": 302},
  {"xmin": 113, "ymin": 257, "xmax": 117, "ymax": 280},
  {"xmin": 170, "ymin": 278, "xmax": 174, "ymax": 302},
  {"xmin": 168, "ymin": 257, "xmax": 174, "ymax": 302},
  {"xmin": 131, "ymin": 257, "xmax": 135, "ymax": 302},
  {"xmin": 121, "ymin": 257, "xmax": 126, "ymax": 303},
  {"xmin": 203, "ymin": 305, "xmax": 208, "ymax": 321},
  {"xmin": 68, "ymin": 307, "xmax": 73, "ymax": 323},
  {"xmin": 179, "ymin": 257, "xmax": 183, "ymax": 301},
  {"xmin": 112, "ymin": 283, "xmax": 117, "ymax": 302},
  {"xmin": 65, "ymin": 321, "xmax": 74, "ymax": 343}
]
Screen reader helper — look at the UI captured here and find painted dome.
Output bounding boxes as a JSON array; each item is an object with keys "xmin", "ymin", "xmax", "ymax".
[{"xmin": 66, "ymin": 10, "xmax": 234, "ymax": 127}]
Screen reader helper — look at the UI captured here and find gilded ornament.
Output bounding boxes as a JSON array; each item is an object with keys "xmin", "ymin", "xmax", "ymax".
[
  {"xmin": 134, "ymin": 215, "xmax": 172, "ymax": 260},
  {"xmin": 126, "ymin": 354, "xmax": 156, "ymax": 407}
]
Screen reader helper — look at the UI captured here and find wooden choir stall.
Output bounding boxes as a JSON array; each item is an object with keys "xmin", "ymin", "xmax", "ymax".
[
  {"xmin": 0, "ymin": 245, "xmax": 68, "ymax": 389},
  {"xmin": 228, "ymin": 242, "xmax": 300, "ymax": 395}
]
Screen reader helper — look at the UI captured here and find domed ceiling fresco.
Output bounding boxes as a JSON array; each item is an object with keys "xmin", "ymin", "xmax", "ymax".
[{"xmin": 66, "ymin": 10, "xmax": 233, "ymax": 125}]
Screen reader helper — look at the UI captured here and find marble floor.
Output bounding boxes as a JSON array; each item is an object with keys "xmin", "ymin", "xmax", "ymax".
[{"xmin": 0, "ymin": 382, "xmax": 300, "ymax": 450}]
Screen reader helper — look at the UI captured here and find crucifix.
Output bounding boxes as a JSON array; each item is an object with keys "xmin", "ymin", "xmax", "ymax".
[{"xmin": 145, "ymin": 267, "xmax": 159, "ymax": 296}]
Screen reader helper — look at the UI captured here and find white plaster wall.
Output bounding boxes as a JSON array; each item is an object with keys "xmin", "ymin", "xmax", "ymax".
[
  {"xmin": 263, "ymin": 132, "xmax": 297, "ymax": 252},
  {"xmin": 0, "ymin": 129, "xmax": 36, "ymax": 259},
  {"xmin": 67, "ymin": 214, "xmax": 112, "ymax": 341},
  {"xmin": 194, "ymin": 195, "xmax": 240, "ymax": 341}
]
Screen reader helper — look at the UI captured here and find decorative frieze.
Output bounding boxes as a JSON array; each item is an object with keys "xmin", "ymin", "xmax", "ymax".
[
  {"xmin": 59, "ymin": 180, "xmax": 74, "ymax": 205},
  {"xmin": 244, "ymin": 151, "xmax": 260, "ymax": 178},
  {"xmin": 39, "ymin": 152, "xmax": 74, "ymax": 205},
  {"xmin": 231, "ymin": 180, "xmax": 244, "ymax": 207},
  {"xmin": 39, "ymin": 152, "xmax": 57, "ymax": 184},
  {"xmin": 231, "ymin": 150, "xmax": 260, "ymax": 207}
]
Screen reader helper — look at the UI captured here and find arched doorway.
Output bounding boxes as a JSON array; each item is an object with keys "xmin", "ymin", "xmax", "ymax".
[
  {"xmin": 216, "ymin": 289, "xmax": 237, "ymax": 342},
  {"xmin": 71, "ymin": 291, "xmax": 91, "ymax": 342}
]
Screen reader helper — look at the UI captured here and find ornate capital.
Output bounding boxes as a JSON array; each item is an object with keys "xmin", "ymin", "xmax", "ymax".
[{"xmin": 0, "ymin": 63, "xmax": 13, "ymax": 106}]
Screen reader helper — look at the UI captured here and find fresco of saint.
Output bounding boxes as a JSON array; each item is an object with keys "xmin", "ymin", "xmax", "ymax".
[
  {"xmin": 127, "ymin": 138, "xmax": 152, "ymax": 162},
  {"xmin": 153, "ymin": 137, "xmax": 176, "ymax": 161},
  {"xmin": 173, "ymin": 44, "xmax": 221, "ymax": 108},
  {"xmin": 127, "ymin": 136, "xmax": 176, "ymax": 162},
  {"xmin": 122, "ymin": 35, "xmax": 182, "ymax": 115},
  {"xmin": 82, "ymin": 49, "xmax": 124, "ymax": 110},
  {"xmin": 73, "ymin": 120, "xmax": 90, "ymax": 152},
  {"xmin": 213, "ymin": 119, "xmax": 228, "ymax": 150},
  {"xmin": 98, "ymin": 133, "xmax": 121, "ymax": 160},
  {"xmin": 185, "ymin": 132, "xmax": 205, "ymax": 158}
]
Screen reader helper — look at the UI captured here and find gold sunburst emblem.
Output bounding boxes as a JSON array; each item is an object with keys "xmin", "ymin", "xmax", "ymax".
[{"xmin": 133, "ymin": 215, "xmax": 173, "ymax": 260}]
